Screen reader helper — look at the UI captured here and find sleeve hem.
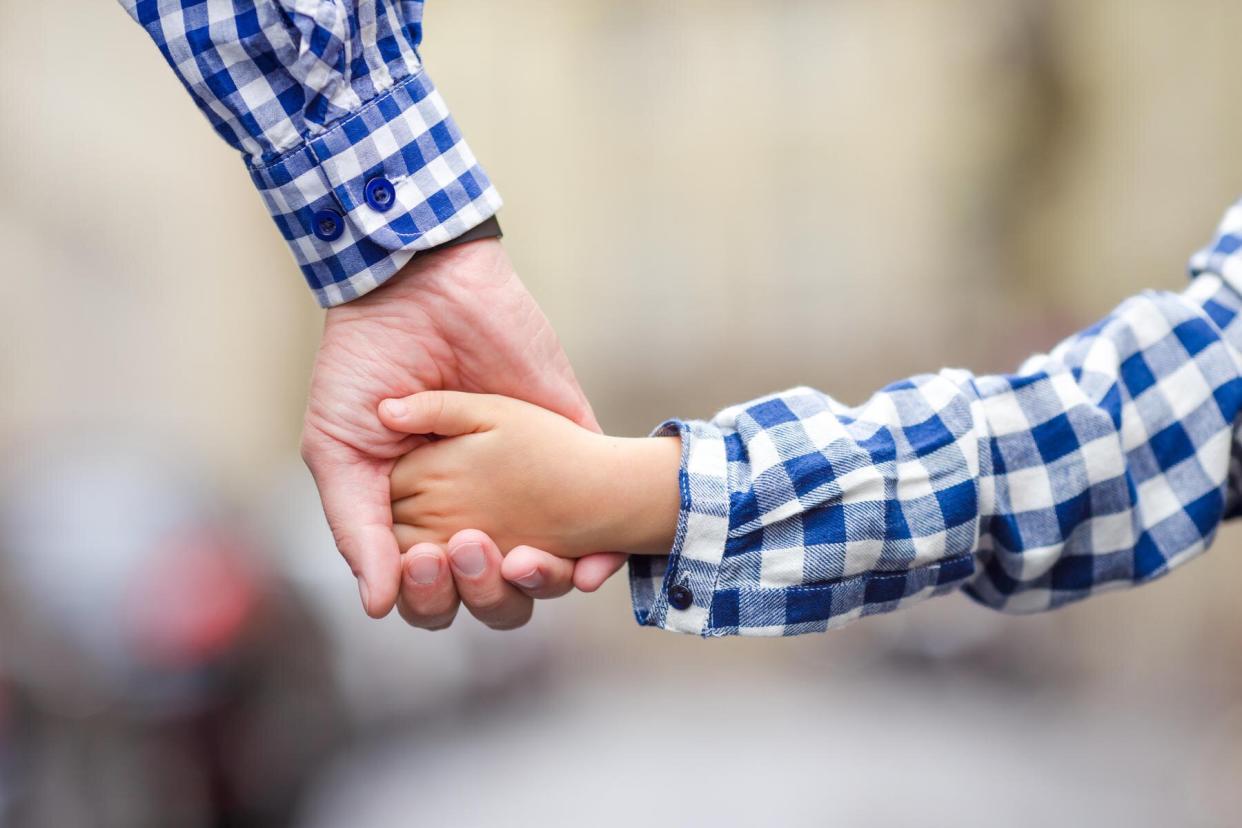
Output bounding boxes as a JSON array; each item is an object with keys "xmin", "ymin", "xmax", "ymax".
[
  {"xmin": 247, "ymin": 69, "xmax": 502, "ymax": 307},
  {"xmin": 628, "ymin": 419, "xmax": 732, "ymax": 636}
]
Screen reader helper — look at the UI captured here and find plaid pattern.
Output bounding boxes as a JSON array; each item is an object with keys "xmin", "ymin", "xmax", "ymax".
[
  {"xmin": 1190, "ymin": 200, "xmax": 1242, "ymax": 288},
  {"xmin": 632, "ymin": 200, "xmax": 1242, "ymax": 636},
  {"xmin": 121, "ymin": 0, "xmax": 501, "ymax": 307}
]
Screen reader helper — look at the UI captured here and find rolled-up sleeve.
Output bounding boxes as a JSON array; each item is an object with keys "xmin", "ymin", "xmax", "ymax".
[
  {"xmin": 121, "ymin": 0, "xmax": 501, "ymax": 306},
  {"xmin": 633, "ymin": 200, "xmax": 1242, "ymax": 637}
]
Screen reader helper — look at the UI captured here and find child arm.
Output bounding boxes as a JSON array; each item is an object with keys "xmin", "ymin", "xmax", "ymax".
[
  {"xmin": 624, "ymin": 273, "xmax": 1242, "ymax": 636},
  {"xmin": 381, "ymin": 277, "xmax": 1242, "ymax": 638}
]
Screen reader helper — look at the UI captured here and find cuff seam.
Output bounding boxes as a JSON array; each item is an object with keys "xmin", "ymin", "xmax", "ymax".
[{"xmin": 633, "ymin": 420, "xmax": 731, "ymax": 636}]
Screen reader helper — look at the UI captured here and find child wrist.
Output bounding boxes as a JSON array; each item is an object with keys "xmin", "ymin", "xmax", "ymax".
[{"xmin": 591, "ymin": 436, "xmax": 681, "ymax": 554}]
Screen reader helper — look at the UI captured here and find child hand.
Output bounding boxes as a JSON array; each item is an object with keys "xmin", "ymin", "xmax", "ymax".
[{"xmin": 382, "ymin": 392, "xmax": 682, "ymax": 558}]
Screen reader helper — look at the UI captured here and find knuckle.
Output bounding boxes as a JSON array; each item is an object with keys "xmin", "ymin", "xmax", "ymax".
[
  {"xmin": 410, "ymin": 393, "xmax": 444, "ymax": 428},
  {"xmin": 329, "ymin": 526, "xmax": 351, "ymax": 555},
  {"xmin": 298, "ymin": 424, "xmax": 326, "ymax": 468},
  {"xmin": 298, "ymin": 434, "xmax": 315, "ymax": 466}
]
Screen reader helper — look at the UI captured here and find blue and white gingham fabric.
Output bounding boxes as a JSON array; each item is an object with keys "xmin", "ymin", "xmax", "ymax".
[
  {"xmin": 632, "ymin": 200, "xmax": 1242, "ymax": 636},
  {"xmin": 1190, "ymin": 200, "xmax": 1242, "ymax": 285},
  {"xmin": 121, "ymin": 0, "xmax": 501, "ymax": 307}
]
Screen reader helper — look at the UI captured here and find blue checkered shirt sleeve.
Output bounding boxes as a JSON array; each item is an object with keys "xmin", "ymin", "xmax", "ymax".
[
  {"xmin": 631, "ymin": 200, "xmax": 1242, "ymax": 636},
  {"xmin": 120, "ymin": 1, "xmax": 502, "ymax": 307}
]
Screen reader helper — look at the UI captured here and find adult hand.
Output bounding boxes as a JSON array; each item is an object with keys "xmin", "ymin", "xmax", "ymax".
[{"xmin": 299, "ymin": 239, "xmax": 626, "ymax": 628}]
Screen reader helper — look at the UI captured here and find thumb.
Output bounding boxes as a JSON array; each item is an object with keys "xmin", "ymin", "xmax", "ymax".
[
  {"xmin": 379, "ymin": 391, "xmax": 496, "ymax": 437},
  {"xmin": 304, "ymin": 448, "xmax": 402, "ymax": 618}
]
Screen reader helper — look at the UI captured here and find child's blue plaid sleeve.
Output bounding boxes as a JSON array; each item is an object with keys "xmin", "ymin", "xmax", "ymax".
[
  {"xmin": 631, "ymin": 204, "xmax": 1242, "ymax": 637},
  {"xmin": 120, "ymin": 1, "xmax": 501, "ymax": 307}
]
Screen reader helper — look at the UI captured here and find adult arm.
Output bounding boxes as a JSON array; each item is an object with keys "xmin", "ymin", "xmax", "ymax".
[
  {"xmin": 631, "ymin": 203, "xmax": 1242, "ymax": 636},
  {"xmin": 118, "ymin": 1, "xmax": 626, "ymax": 623},
  {"xmin": 119, "ymin": 0, "xmax": 499, "ymax": 305}
]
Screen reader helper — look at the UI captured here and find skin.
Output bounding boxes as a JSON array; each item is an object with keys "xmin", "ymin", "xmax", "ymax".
[
  {"xmin": 300, "ymin": 238, "xmax": 627, "ymax": 630},
  {"xmin": 381, "ymin": 392, "xmax": 683, "ymax": 557}
]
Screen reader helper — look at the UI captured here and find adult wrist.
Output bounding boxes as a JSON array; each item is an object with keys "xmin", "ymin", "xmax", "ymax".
[{"xmin": 328, "ymin": 235, "xmax": 512, "ymax": 325}]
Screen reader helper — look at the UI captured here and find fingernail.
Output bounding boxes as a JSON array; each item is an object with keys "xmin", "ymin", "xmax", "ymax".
[
  {"xmin": 382, "ymin": 399, "xmax": 407, "ymax": 418},
  {"xmin": 407, "ymin": 553, "xmax": 442, "ymax": 585},
  {"xmin": 358, "ymin": 577, "xmax": 371, "ymax": 611},
  {"xmin": 449, "ymin": 542, "xmax": 487, "ymax": 577},
  {"xmin": 511, "ymin": 568, "xmax": 543, "ymax": 590}
]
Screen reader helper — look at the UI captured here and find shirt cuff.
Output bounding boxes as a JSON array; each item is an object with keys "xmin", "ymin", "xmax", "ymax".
[
  {"xmin": 628, "ymin": 419, "xmax": 731, "ymax": 636},
  {"xmin": 248, "ymin": 69, "xmax": 503, "ymax": 307},
  {"xmin": 628, "ymin": 413, "xmax": 980, "ymax": 637}
]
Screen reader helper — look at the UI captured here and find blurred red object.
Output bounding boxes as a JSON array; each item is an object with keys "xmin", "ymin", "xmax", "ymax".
[{"xmin": 124, "ymin": 529, "xmax": 263, "ymax": 668}]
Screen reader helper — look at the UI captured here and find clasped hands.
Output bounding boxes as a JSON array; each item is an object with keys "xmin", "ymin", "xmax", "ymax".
[
  {"xmin": 382, "ymin": 391, "xmax": 681, "ymax": 625},
  {"xmin": 299, "ymin": 238, "xmax": 677, "ymax": 631}
]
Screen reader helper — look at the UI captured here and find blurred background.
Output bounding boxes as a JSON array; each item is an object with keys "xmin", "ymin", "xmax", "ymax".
[{"xmin": 3, "ymin": 1, "xmax": 1242, "ymax": 825}]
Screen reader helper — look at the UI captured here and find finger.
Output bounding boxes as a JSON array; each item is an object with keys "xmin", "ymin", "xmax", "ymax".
[
  {"xmin": 500, "ymin": 546, "xmax": 576, "ymax": 599},
  {"xmin": 445, "ymin": 529, "xmax": 534, "ymax": 631},
  {"xmin": 572, "ymin": 551, "xmax": 629, "ymax": 593},
  {"xmin": 378, "ymin": 391, "xmax": 497, "ymax": 438},
  {"xmin": 391, "ymin": 494, "xmax": 422, "ymax": 529},
  {"xmin": 390, "ymin": 444, "xmax": 441, "ymax": 504},
  {"xmin": 388, "ymin": 437, "xmax": 433, "ymax": 502},
  {"xmin": 393, "ymin": 523, "xmax": 447, "ymax": 551},
  {"xmin": 395, "ymin": 544, "xmax": 461, "ymax": 630},
  {"xmin": 570, "ymin": 399, "xmax": 601, "ymax": 433},
  {"xmin": 303, "ymin": 440, "xmax": 401, "ymax": 618}
]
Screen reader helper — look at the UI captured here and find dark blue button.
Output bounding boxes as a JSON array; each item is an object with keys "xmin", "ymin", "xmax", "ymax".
[
  {"xmin": 668, "ymin": 584, "xmax": 693, "ymax": 611},
  {"xmin": 312, "ymin": 208, "xmax": 344, "ymax": 241},
  {"xmin": 364, "ymin": 177, "xmax": 396, "ymax": 212}
]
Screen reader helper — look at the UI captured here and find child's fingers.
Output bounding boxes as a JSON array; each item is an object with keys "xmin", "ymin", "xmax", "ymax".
[
  {"xmin": 379, "ymin": 391, "xmax": 498, "ymax": 438},
  {"xmin": 391, "ymin": 495, "xmax": 424, "ymax": 531},
  {"xmin": 390, "ymin": 449, "xmax": 431, "ymax": 503},
  {"xmin": 393, "ymin": 522, "xmax": 440, "ymax": 550},
  {"xmin": 500, "ymin": 546, "xmax": 576, "ymax": 599},
  {"xmin": 390, "ymin": 441, "xmax": 450, "ymax": 502},
  {"xmin": 395, "ymin": 543, "xmax": 461, "ymax": 630}
]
